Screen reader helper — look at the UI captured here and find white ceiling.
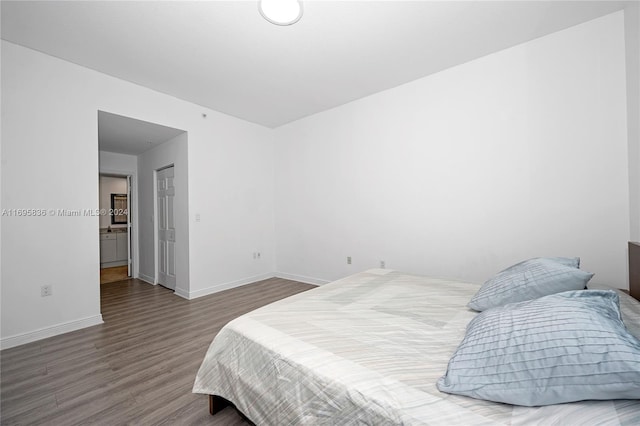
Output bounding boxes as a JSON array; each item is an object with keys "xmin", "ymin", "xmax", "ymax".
[
  {"xmin": 1, "ymin": 1, "xmax": 630, "ymax": 130},
  {"xmin": 98, "ymin": 111, "xmax": 186, "ymax": 155}
]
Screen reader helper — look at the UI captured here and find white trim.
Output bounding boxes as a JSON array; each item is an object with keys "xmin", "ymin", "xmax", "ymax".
[
  {"xmin": 0, "ymin": 315, "xmax": 104, "ymax": 350},
  {"xmin": 174, "ymin": 287, "xmax": 190, "ymax": 299},
  {"xmin": 153, "ymin": 168, "xmax": 159, "ymax": 286},
  {"xmin": 185, "ymin": 273, "xmax": 276, "ymax": 300},
  {"xmin": 101, "ymin": 260, "xmax": 128, "ymax": 268},
  {"xmin": 138, "ymin": 273, "xmax": 156, "ymax": 285},
  {"xmin": 274, "ymin": 271, "xmax": 328, "ymax": 286},
  {"xmin": 174, "ymin": 271, "xmax": 328, "ymax": 299},
  {"xmin": 99, "ymin": 167, "xmax": 139, "ymax": 280}
]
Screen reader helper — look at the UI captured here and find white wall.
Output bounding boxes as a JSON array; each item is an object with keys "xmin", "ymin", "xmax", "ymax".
[
  {"xmin": 274, "ymin": 12, "xmax": 630, "ymax": 288},
  {"xmin": 1, "ymin": 9, "xmax": 635, "ymax": 349},
  {"xmin": 187, "ymin": 120, "xmax": 276, "ymax": 298},
  {"xmin": 99, "ymin": 176, "xmax": 127, "ymax": 229},
  {"xmin": 0, "ymin": 5, "xmax": 4, "ymax": 323},
  {"xmin": 1, "ymin": 42, "xmax": 104, "ymax": 348},
  {"xmin": 1, "ymin": 40, "xmax": 275, "ymax": 348},
  {"xmin": 100, "ymin": 150, "xmax": 138, "ymax": 174},
  {"xmin": 625, "ymin": 4, "xmax": 640, "ymax": 242}
]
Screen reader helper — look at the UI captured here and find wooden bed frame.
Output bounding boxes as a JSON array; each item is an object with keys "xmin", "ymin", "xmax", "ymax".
[
  {"xmin": 208, "ymin": 242, "xmax": 640, "ymax": 418},
  {"xmin": 209, "ymin": 395, "xmax": 229, "ymax": 416},
  {"xmin": 209, "ymin": 395, "xmax": 253, "ymax": 422}
]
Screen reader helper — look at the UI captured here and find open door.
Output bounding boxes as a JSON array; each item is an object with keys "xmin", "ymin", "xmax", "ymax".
[{"xmin": 127, "ymin": 175, "xmax": 132, "ymax": 277}]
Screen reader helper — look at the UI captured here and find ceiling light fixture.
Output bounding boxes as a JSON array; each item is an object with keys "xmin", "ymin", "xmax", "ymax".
[{"xmin": 259, "ymin": 0, "xmax": 303, "ymax": 26}]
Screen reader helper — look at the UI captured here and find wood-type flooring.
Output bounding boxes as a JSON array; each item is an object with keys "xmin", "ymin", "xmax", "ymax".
[
  {"xmin": 1, "ymin": 277, "xmax": 314, "ymax": 425},
  {"xmin": 100, "ymin": 266, "xmax": 129, "ymax": 285}
]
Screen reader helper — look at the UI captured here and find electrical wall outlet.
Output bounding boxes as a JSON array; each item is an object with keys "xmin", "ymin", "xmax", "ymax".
[
  {"xmin": 347, "ymin": 256, "xmax": 352, "ymax": 265},
  {"xmin": 41, "ymin": 285, "xmax": 53, "ymax": 297}
]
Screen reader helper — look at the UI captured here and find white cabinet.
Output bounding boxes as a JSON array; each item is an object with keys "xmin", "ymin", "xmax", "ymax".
[
  {"xmin": 116, "ymin": 232, "xmax": 128, "ymax": 262},
  {"xmin": 100, "ymin": 231, "xmax": 128, "ymax": 267},
  {"xmin": 100, "ymin": 234, "xmax": 117, "ymax": 263}
]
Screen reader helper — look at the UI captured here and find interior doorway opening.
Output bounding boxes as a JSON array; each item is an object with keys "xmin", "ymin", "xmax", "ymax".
[
  {"xmin": 99, "ymin": 173, "xmax": 133, "ymax": 284},
  {"xmin": 97, "ymin": 110, "xmax": 189, "ymax": 299}
]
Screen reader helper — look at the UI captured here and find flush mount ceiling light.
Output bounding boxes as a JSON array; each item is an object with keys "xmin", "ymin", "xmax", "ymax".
[{"xmin": 259, "ymin": 0, "xmax": 303, "ymax": 26}]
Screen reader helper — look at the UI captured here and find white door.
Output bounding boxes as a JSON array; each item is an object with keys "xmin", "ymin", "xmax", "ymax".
[
  {"xmin": 126, "ymin": 175, "xmax": 132, "ymax": 277},
  {"xmin": 157, "ymin": 166, "xmax": 176, "ymax": 290}
]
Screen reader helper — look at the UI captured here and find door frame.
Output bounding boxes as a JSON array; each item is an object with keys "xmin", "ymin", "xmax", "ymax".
[{"xmin": 100, "ymin": 170, "xmax": 138, "ymax": 279}]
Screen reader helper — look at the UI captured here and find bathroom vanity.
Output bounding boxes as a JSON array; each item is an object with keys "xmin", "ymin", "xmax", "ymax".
[{"xmin": 100, "ymin": 228, "xmax": 128, "ymax": 268}]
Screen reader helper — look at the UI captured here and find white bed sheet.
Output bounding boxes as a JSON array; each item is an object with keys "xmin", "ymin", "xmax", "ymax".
[{"xmin": 193, "ymin": 269, "xmax": 640, "ymax": 425}]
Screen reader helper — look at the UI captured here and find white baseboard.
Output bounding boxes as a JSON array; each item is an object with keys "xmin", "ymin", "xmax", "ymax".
[
  {"xmin": 0, "ymin": 272, "xmax": 328, "ymax": 349},
  {"xmin": 0, "ymin": 315, "xmax": 104, "ymax": 350},
  {"xmin": 174, "ymin": 287, "xmax": 190, "ymax": 300},
  {"xmin": 138, "ymin": 273, "xmax": 155, "ymax": 285},
  {"xmin": 186, "ymin": 272, "xmax": 276, "ymax": 299},
  {"xmin": 101, "ymin": 260, "xmax": 127, "ymax": 268},
  {"xmin": 275, "ymin": 272, "xmax": 329, "ymax": 286}
]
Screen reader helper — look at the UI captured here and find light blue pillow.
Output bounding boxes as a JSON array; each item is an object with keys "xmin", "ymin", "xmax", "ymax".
[
  {"xmin": 468, "ymin": 257, "xmax": 592, "ymax": 311},
  {"xmin": 505, "ymin": 256, "xmax": 580, "ymax": 270},
  {"xmin": 438, "ymin": 290, "xmax": 640, "ymax": 406}
]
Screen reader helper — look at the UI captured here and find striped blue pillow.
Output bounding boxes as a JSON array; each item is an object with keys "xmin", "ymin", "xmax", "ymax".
[
  {"xmin": 468, "ymin": 257, "xmax": 592, "ymax": 311},
  {"xmin": 438, "ymin": 290, "xmax": 640, "ymax": 406}
]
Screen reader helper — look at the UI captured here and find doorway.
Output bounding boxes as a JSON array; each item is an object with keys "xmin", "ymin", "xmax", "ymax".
[
  {"xmin": 97, "ymin": 110, "xmax": 189, "ymax": 298},
  {"xmin": 99, "ymin": 174, "xmax": 132, "ymax": 284}
]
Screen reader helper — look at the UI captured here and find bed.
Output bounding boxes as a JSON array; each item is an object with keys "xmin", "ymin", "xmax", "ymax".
[{"xmin": 193, "ymin": 243, "xmax": 640, "ymax": 425}]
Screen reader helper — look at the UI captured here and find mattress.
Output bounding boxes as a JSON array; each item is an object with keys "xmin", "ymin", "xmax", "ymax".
[{"xmin": 193, "ymin": 269, "xmax": 640, "ymax": 425}]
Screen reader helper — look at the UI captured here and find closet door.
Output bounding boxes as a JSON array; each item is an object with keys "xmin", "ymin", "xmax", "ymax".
[{"xmin": 157, "ymin": 166, "xmax": 176, "ymax": 290}]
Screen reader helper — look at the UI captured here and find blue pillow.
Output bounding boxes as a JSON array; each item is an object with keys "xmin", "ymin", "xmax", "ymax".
[
  {"xmin": 534, "ymin": 256, "xmax": 580, "ymax": 268},
  {"xmin": 438, "ymin": 290, "xmax": 640, "ymax": 406},
  {"xmin": 468, "ymin": 257, "xmax": 592, "ymax": 311},
  {"xmin": 502, "ymin": 256, "xmax": 580, "ymax": 269}
]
